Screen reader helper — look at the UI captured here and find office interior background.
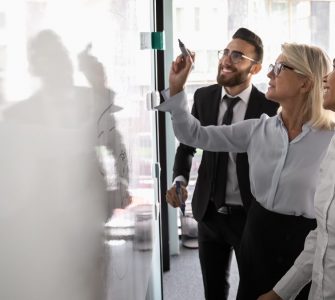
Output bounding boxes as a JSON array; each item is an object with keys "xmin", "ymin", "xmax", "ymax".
[{"xmin": 0, "ymin": 0, "xmax": 334, "ymax": 299}]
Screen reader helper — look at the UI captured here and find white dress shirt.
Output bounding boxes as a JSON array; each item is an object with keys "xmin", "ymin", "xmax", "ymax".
[
  {"xmin": 216, "ymin": 86, "xmax": 250, "ymax": 205},
  {"xmin": 174, "ymin": 85, "xmax": 251, "ymax": 206},
  {"xmin": 273, "ymin": 135, "xmax": 335, "ymax": 299},
  {"xmin": 157, "ymin": 90, "xmax": 334, "ymax": 218}
]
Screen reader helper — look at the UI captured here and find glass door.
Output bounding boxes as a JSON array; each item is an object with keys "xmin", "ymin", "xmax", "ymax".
[{"xmin": 0, "ymin": 0, "xmax": 162, "ymax": 299}]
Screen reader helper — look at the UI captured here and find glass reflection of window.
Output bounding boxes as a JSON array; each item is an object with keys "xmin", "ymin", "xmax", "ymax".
[
  {"xmin": 206, "ymin": 50, "xmax": 217, "ymax": 76},
  {"xmin": 176, "ymin": 7, "xmax": 185, "ymax": 33},
  {"xmin": 194, "ymin": 7, "xmax": 200, "ymax": 31}
]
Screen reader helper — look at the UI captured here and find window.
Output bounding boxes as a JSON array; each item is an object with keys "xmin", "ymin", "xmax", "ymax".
[{"xmin": 172, "ymin": 0, "xmax": 335, "ymax": 200}]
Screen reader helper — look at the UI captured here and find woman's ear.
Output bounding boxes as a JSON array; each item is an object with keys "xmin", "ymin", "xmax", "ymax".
[{"xmin": 301, "ymin": 78, "xmax": 314, "ymax": 93}]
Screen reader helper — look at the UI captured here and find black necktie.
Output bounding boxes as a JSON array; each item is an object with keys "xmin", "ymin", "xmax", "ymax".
[{"xmin": 212, "ymin": 96, "xmax": 241, "ymax": 209}]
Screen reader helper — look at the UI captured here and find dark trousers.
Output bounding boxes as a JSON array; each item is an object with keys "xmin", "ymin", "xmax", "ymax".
[
  {"xmin": 237, "ymin": 200, "xmax": 316, "ymax": 300},
  {"xmin": 198, "ymin": 201, "xmax": 246, "ymax": 300}
]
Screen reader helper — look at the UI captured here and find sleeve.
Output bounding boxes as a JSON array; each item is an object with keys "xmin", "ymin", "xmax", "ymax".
[
  {"xmin": 156, "ymin": 89, "xmax": 256, "ymax": 153},
  {"xmin": 273, "ymin": 228, "xmax": 317, "ymax": 300},
  {"xmin": 173, "ymin": 143, "xmax": 196, "ymax": 184},
  {"xmin": 172, "ymin": 93, "xmax": 199, "ymax": 184}
]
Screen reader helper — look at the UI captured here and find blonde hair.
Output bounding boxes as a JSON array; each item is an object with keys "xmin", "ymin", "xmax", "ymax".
[{"xmin": 281, "ymin": 43, "xmax": 335, "ymax": 130}]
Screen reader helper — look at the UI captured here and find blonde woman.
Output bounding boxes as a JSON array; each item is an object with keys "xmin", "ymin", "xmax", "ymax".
[{"xmin": 258, "ymin": 59, "xmax": 335, "ymax": 300}]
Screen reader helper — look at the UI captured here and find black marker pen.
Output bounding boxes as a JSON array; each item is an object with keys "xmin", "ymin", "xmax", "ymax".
[
  {"xmin": 178, "ymin": 39, "xmax": 190, "ymax": 57},
  {"xmin": 176, "ymin": 180, "xmax": 185, "ymax": 216},
  {"xmin": 178, "ymin": 39, "xmax": 194, "ymax": 70}
]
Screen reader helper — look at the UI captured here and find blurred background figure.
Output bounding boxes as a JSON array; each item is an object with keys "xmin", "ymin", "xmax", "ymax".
[
  {"xmin": 5, "ymin": 29, "xmax": 130, "ymax": 208},
  {"xmin": 0, "ymin": 29, "xmax": 129, "ymax": 300}
]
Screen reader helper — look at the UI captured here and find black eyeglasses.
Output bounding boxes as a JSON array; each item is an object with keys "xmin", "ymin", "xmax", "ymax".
[
  {"xmin": 268, "ymin": 62, "xmax": 305, "ymax": 77},
  {"xmin": 333, "ymin": 58, "xmax": 335, "ymax": 70},
  {"xmin": 218, "ymin": 49, "xmax": 258, "ymax": 64}
]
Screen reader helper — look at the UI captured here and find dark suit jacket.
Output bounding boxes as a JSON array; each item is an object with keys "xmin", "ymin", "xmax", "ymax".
[{"xmin": 172, "ymin": 84, "xmax": 279, "ymax": 221}]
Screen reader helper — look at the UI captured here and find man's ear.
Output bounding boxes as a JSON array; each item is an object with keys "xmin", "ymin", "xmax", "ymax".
[{"xmin": 250, "ymin": 63, "xmax": 262, "ymax": 75}]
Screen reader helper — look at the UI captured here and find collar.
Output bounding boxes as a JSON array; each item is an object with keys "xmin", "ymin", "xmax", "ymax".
[
  {"xmin": 221, "ymin": 84, "xmax": 252, "ymax": 105},
  {"xmin": 276, "ymin": 113, "xmax": 314, "ymax": 143},
  {"xmin": 276, "ymin": 113, "xmax": 314, "ymax": 130}
]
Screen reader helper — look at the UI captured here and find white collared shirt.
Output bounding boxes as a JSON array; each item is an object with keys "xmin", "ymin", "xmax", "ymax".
[
  {"xmin": 174, "ymin": 85, "xmax": 251, "ymax": 206},
  {"xmin": 273, "ymin": 136, "xmax": 335, "ymax": 299},
  {"xmin": 217, "ymin": 85, "xmax": 250, "ymax": 205}
]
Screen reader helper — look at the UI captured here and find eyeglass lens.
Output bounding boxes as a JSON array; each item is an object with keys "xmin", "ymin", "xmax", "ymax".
[
  {"xmin": 268, "ymin": 63, "xmax": 282, "ymax": 76},
  {"xmin": 221, "ymin": 49, "xmax": 243, "ymax": 63}
]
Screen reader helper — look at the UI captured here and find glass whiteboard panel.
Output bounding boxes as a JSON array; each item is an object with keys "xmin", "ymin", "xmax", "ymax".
[{"xmin": 0, "ymin": 1, "xmax": 161, "ymax": 299}]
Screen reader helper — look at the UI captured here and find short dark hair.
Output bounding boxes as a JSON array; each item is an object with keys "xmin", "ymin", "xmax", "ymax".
[{"xmin": 232, "ymin": 27, "xmax": 263, "ymax": 63}]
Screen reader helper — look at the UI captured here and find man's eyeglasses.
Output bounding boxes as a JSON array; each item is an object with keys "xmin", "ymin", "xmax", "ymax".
[
  {"xmin": 268, "ymin": 62, "xmax": 305, "ymax": 77},
  {"xmin": 218, "ymin": 49, "xmax": 258, "ymax": 64},
  {"xmin": 333, "ymin": 58, "xmax": 335, "ymax": 70}
]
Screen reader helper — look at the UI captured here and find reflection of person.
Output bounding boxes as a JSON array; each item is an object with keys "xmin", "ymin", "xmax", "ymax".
[
  {"xmin": 77, "ymin": 42, "xmax": 130, "ymax": 208},
  {"xmin": 258, "ymin": 59, "xmax": 335, "ymax": 300},
  {"xmin": 4, "ymin": 29, "xmax": 129, "ymax": 209},
  {"xmin": 157, "ymin": 43, "xmax": 335, "ymax": 300},
  {"xmin": 166, "ymin": 28, "xmax": 278, "ymax": 300},
  {"xmin": 0, "ymin": 29, "xmax": 128, "ymax": 299}
]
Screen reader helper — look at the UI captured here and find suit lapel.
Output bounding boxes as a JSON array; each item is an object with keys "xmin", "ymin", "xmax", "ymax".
[
  {"xmin": 244, "ymin": 85, "xmax": 262, "ymax": 120},
  {"xmin": 204, "ymin": 85, "xmax": 264, "ymax": 123},
  {"xmin": 211, "ymin": 86, "xmax": 222, "ymax": 124}
]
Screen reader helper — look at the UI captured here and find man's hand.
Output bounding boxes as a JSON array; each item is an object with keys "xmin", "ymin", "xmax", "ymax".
[
  {"xmin": 257, "ymin": 290, "xmax": 282, "ymax": 300},
  {"xmin": 169, "ymin": 52, "xmax": 195, "ymax": 97},
  {"xmin": 78, "ymin": 43, "xmax": 107, "ymax": 92},
  {"xmin": 166, "ymin": 183, "xmax": 188, "ymax": 208}
]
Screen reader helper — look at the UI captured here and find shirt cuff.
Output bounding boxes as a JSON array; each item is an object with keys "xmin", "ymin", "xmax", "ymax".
[
  {"xmin": 172, "ymin": 175, "xmax": 187, "ymax": 186},
  {"xmin": 155, "ymin": 89, "xmax": 189, "ymax": 114},
  {"xmin": 273, "ymin": 266, "xmax": 310, "ymax": 300}
]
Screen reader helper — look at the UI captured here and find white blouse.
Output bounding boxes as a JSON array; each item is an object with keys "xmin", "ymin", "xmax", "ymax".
[
  {"xmin": 157, "ymin": 90, "xmax": 334, "ymax": 218},
  {"xmin": 274, "ymin": 135, "xmax": 335, "ymax": 300}
]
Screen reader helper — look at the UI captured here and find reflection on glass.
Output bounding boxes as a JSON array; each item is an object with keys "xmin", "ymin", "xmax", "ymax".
[
  {"xmin": 0, "ymin": 0, "xmax": 160, "ymax": 298},
  {"xmin": 105, "ymin": 203, "xmax": 154, "ymax": 299},
  {"xmin": 1, "ymin": 29, "xmax": 114, "ymax": 300}
]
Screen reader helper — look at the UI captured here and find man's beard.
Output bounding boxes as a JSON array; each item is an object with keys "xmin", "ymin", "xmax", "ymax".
[{"xmin": 216, "ymin": 65, "xmax": 252, "ymax": 87}]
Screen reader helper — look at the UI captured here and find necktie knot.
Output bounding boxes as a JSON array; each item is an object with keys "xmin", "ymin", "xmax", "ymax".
[
  {"xmin": 224, "ymin": 95, "xmax": 241, "ymax": 111},
  {"xmin": 221, "ymin": 96, "xmax": 241, "ymax": 125}
]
